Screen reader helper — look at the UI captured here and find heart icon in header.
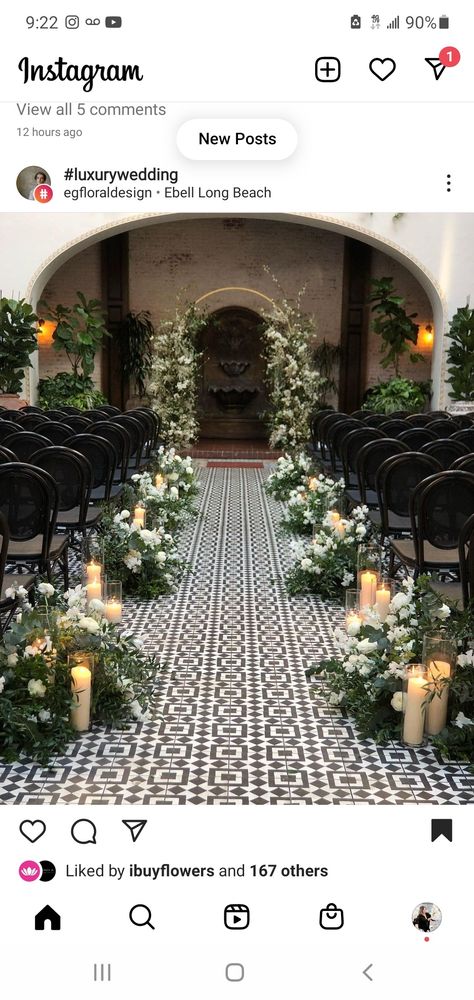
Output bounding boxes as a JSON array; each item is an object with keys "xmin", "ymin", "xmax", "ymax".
[{"xmin": 369, "ymin": 58, "xmax": 397, "ymax": 81}]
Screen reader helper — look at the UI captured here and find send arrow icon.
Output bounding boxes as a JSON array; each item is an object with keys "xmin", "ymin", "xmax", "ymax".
[{"xmin": 122, "ymin": 820, "xmax": 147, "ymax": 843}]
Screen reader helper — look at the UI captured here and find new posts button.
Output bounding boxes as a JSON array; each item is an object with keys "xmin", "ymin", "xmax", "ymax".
[{"xmin": 176, "ymin": 119, "xmax": 297, "ymax": 160}]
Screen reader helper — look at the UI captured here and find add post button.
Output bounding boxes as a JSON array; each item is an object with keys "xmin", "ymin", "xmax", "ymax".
[{"xmin": 176, "ymin": 119, "xmax": 297, "ymax": 160}]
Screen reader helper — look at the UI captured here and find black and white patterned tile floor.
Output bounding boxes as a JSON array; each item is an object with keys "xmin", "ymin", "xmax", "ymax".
[{"xmin": 1, "ymin": 464, "xmax": 473, "ymax": 806}]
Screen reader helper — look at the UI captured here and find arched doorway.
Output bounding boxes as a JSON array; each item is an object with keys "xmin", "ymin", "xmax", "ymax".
[{"xmin": 198, "ymin": 306, "xmax": 268, "ymax": 440}]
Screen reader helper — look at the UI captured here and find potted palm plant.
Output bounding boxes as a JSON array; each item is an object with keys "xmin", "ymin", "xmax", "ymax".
[{"xmin": 0, "ymin": 297, "xmax": 39, "ymax": 407}]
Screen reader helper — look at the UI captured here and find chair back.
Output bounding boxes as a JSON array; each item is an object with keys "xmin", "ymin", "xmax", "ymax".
[
  {"xmin": 57, "ymin": 405, "xmax": 82, "ymax": 415},
  {"xmin": 31, "ymin": 446, "xmax": 92, "ymax": 518},
  {"xmin": 420, "ymin": 438, "xmax": 469, "ymax": 469},
  {"xmin": 82, "ymin": 409, "xmax": 110, "ymax": 423},
  {"xmin": 405, "ymin": 413, "xmax": 434, "ymax": 426},
  {"xmin": 91, "ymin": 422, "xmax": 130, "ymax": 481},
  {"xmin": 19, "ymin": 405, "xmax": 44, "ymax": 415},
  {"xmin": 64, "ymin": 433, "xmax": 115, "ymax": 499},
  {"xmin": 43, "ymin": 408, "xmax": 73, "ymax": 421},
  {"xmin": 0, "ymin": 446, "xmax": 18, "ymax": 464},
  {"xmin": 2, "ymin": 432, "xmax": 51, "ymax": 462},
  {"xmin": 0, "ymin": 510, "xmax": 9, "ymax": 593},
  {"xmin": 340, "ymin": 426, "xmax": 384, "ymax": 484},
  {"xmin": 413, "ymin": 471, "xmax": 474, "ymax": 570},
  {"xmin": 40, "ymin": 421, "xmax": 75, "ymax": 445},
  {"xmin": 376, "ymin": 453, "xmax": 443, "ymax": 539},
  {"xmin": 0, "ymin": 464, "xmax": 58, "ymax": 558},
  {"xmin": 451, "ymin": 454, "xmax": 474, "ymax": 474},
  {"xmin": 97, "ymin": 404, "xmax": 122, "ymax": 416},
  {"xmin": 0, "ymin": 422, "xmax": 23, "ymax": 444},
  {"xmin": 63, "ymin": 415, "xmax": 93, "ymax": 434},
  {"xmin": 428, "ymin": 418, "xmax": 460, "ymax": 437},
  {"xmin": 362, "ymin": 413, "xmax": 390, "ymax": 426},
  {"xmin": 356, "ymin": 438, "xmax": 409, "ymax": 503},
  {"xmin": 0, "ymin": 410, "xmax": 26, "ymax": 423},
  {"xmin": 398, "ymin": 427, "xmax": 437, "ymax": 449},
  {"xmin": 379, "ymin": 419, "xmax": 409, "ymax": 436},
  {"xmin": 19, "ymin": 414, "xmax": 50, "ymax": 430},
  {"xmin": 459, "ymin": 512, "xmax": 474, "ymax": 608},
  {"xmin": 327, "ymin": 418, "xmax": 360, "ymax": 471},
  {"xmin": 310, "ymin": 409, "xmax": 336, "ymax": 450},
  {"xmin": 110, "ymin": 414, "xmax": 145, "ymax": 468},
  {"xmin": 451, "ymin": 428, "xmax": 474, "ymax": 451}
]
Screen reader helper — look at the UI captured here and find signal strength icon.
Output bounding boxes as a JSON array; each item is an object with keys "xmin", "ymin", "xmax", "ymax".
[{"xmin": 387, "ymin": 15, "xmax": 400, "ymax": 29}]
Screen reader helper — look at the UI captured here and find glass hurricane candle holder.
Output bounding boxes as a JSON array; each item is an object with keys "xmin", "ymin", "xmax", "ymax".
[
  {"xmin": 422, "ymin": 632, "xmax": 457, "ymax": 737},
  {"xmin": 374, "ymin": 577, "xmax": 396, "ymax": 623},
  {"xmin": 345, "ymin": 589, "xmax": 362, "ymax": 635},
  {"xmin": 69, "ymin": 652, "xmax": 94, "ymax": 733},
  {"xmin": 155, "ymin": 472, "xmax": 165, "ymax": 489},
  {"xmin": 402, "ymin": 664, "xmax": 429, "ymax": 748},
  {"xmin": 357, "ymin": 543, "xmax": 382, "ymax": 610},
  {"xmin": 82, "ymin": 537, "xmax": 104, "ymax": 602},
  {"xmin": 104, "ymin": 582, "xmax": 123, "ymax": 624}
]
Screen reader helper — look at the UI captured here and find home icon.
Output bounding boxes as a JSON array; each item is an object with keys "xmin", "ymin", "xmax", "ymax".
[
  {"xmin": 34, "ymin": 905, "xmax": 61, "ymax": 930},
  {"xmin": 351, "ymin": 14, "xmax": 361, "ymax": 28}
]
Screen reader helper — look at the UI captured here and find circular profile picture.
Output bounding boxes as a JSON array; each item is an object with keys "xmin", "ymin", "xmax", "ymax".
[
  {"xmin": 412, "ymin": 902, "xmax": 442, "ymax": 935},
  {"xmin": 16, "ymin": 165, "xmax": 53, "ymax": 203}
]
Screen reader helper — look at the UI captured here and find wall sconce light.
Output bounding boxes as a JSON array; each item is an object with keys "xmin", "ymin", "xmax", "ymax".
[
  {"xmin": 37, "ymin": 320, "xmax": 57, "ymax": 346},
  {"xmin": 419, "ymin": 323, "xmax": 434, "ymax": 350}
]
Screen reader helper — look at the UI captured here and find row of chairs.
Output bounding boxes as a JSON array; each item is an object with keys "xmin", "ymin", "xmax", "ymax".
[{"xmin": 0, "ymin": 405, "xmax": 162, "ymax": 629}]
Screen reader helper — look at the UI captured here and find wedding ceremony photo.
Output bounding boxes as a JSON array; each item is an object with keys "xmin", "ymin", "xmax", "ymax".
[{"xmin": 0, "ymin": 210, "xmax": 473, "ymax": 807}]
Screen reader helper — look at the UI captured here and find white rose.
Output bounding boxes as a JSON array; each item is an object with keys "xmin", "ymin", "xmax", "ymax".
[
  {"xmin": 78, "ymin": 616, "xmax": 100, "ymax": 634},
  {"xmin": 88, "ymin": 599, "xmax": 105, "ymax": 614},
  {"xmin": 454, "ymin": 712, "xmax": 474, "ymax": 729},
  {"xmin": 24, "ymin": 644, "xmax": 40, "ymax": 658},
  {"xmin": 300, "ymin": 558, "xmax": 312, "ymax": 570},
  {"xmin": 435, "ymin": 604, "xmax": 451, "ymax": 620},
  {"xmin": 0, "ymin": 676, "xmax": 5, "ymax": 693},
  {"xmin": 38, "ymin": 709, "xmax": 51, "ymax": 722},
  {"xmin": 169, "ymin": 486, "xmax": 179, "ymax": 499},
  {"xmin": 357, "ymin": 638, "xmax": 379, "ymax": 654},
  {"xmin": 391, "ymin": 691, "xmax": 405, "ymax": 712},
  {"xmin": 347, "ymin": 620, "xmax": 361, "ymax": 637},
  {"xmin": 38, "ymin": 582, "xmax": 55, "ymax": 597},
  {"xmin": 168, "ymin": 472, "xmax": 179, "ymax": 482},
  {"xmin": 28, "ymin": 679, "xmax": 46, "ymax": 698},
  {"xmin": 7, "ymin": 652, "xmax": 18, "ymax": 667},
  {"xmin": 156, "ymin": 551, "xmax": 167, "ymax": 563}
]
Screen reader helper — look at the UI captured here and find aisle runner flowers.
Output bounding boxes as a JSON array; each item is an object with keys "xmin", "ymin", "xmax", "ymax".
[
  {"xmin": 265, "ymin": 453, "xmax": 314, "ymax": 501},
  {"xmin": 100, "ymin": 448, "xmax": 198, "ymax": 597},
  {"xmin": 286, "ymin": 505, "xmax": 371, "ymax": 601},
  {"xmin": 281, "ymin": 474, "xmax": 345, "ymax": 536},
  {"xmin": 310, "ymin": 577, "xmax": 474, "ymax": 763},
  {"xmin": 0, "ymin": 584, "xmax": 155, "ymax": 764}
]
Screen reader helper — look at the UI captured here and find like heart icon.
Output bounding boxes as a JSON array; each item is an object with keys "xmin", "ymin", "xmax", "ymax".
[
  {"xmin": 19, "ymin": 820, "xmax": 46, "ymax": 843},
  {"xmin": 369, "ymin": 58, "xmax": 397, "ymax": 81}
]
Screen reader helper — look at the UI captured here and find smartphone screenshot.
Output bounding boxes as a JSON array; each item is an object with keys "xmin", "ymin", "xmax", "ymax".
[{"xmin": 0, "ymin": 2, "xmax": 472, "ymax": 997}]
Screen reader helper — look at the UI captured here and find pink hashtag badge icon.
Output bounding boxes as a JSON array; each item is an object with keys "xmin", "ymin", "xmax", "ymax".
[{"xmin": 34, "ymin": 184, "xmax": 53, "ymax": 204}]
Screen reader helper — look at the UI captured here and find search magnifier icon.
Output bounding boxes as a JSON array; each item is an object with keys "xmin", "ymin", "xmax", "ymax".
[{"xmin": 129, "ymin": 904, "xmax": 155, "ymax": 930}]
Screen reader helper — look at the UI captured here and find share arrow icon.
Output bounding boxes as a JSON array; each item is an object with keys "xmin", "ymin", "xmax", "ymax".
[{"xmin": 122, "ymin": 820, "xmax": 147, "ymax": 843}]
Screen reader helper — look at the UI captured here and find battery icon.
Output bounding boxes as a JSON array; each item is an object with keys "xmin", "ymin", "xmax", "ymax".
[{"xmin": 439, "ymin": 15, "xmax": 449, "ymax": 28}]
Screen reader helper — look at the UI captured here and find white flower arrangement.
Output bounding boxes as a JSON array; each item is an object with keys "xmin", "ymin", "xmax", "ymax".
[
  {"xmin": 147, "ymin": 305, "xmax": 207, "ymax": 446},
  {"xmin": 286, "ymin": 504, "xmax": 371, "ymax": 601}
]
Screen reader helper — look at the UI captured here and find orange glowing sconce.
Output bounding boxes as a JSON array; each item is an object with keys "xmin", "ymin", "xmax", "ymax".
[
  {"xmin": 37, "ymin": 320, "xmax": 57, "ymax": 346},
  {"xmin": 419, "ymin": 323, "xmax": 434, "ymax": 350}
]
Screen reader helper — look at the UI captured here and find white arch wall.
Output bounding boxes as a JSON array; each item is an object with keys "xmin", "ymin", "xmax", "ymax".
[{"xmin": 1, "ymin": 211, "xmax": 473, "ymax": 405}]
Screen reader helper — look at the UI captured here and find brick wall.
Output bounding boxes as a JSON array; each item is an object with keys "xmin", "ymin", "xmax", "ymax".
[
  {"xmin": 38, "ymin": 218, "xmax": 433, "ymax": 399},
  {"xmin": 39, "ymin": 243, "xmax": 103, "ymax": 386}
]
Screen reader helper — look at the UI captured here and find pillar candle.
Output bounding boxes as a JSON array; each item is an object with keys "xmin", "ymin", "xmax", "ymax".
[
  {"xmin": 86, "ymin": 579, "xmax": 102, "ymax": 604},
  {"xmin": 375, "ymin": 586, "xmax": 391, "ymax": 622},
  {"xmin": 425, "ymin": 659, "xmax": 451, "ymax": 736},
  {"xmin": 308, "ymin": 477, "xmax": 318, "ymax": 492},
  {"xmin": 360, "ymin": 571, "xmax": 377, "ymax": 608},
  {"xmin": 132, "ymin": 505, "xmax": 146, "ymax": 529},
  {"xmin": 155, "ymin": 473, "xmax": 164, "ymax": 489},
  {"xmin": 403, "ymin": 670, "xmax": 427, "ymax": 746},
  {"xmin": 70, "ymin": 666, "xmax": 92, "ymax": 732},
  {"xmin": 105, "ymin": 598, "xmax": 122, "ymax": 624},
  {"xmin": 86, "ymin": 560, "xmax": 101, "ymax": 583}
]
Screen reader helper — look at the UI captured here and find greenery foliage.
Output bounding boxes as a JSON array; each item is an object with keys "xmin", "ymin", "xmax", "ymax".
[
  {"xmin": 368, "ymin": 277, "xmax": 421, "ymax": 375},
  {"xmin": 0, "ymin": 297, "xmax": 39, "ymax": 394},
  {"xmin": 312, "ymin": 339, "xmax": 341, "ymax": 406},
  {"xmin": 446, "ymin": 305, "xmax": 474, "ymax": 401},
  {"xmin": 38, "ymin": 372, "xmax": 107, "ymax": 410},
  {"xmin": 363, "ymin": 376, "xmax": 431, "ymax": 414},
  {"xmin": 119, "ymin": 310, "xmax": 154, "ymax": 398},
  {"xmin": 0, "ymin": 584, "xmax": 156, "ymax": 765}
]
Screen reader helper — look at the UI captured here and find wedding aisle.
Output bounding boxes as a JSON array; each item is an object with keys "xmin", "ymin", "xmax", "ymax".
[{"xmin": 2, "ymin": 464, "xmax": 473, "ymax": 805}]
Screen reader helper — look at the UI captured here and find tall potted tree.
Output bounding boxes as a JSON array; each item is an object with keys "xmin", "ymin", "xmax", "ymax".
[
  {"xmin": 118, "ymin": 310, "xmax": 154, "ymax": 406},
  {"xmin": 446, "ymin": 305, "xmax": 474, "ymax": 414},
  {"xmin": 364, "ymin": 277, "xmax": 430, "ymax": 413},
  {"xmin": 0, "ymin": 297, "xmax": 39, "ymax": 408},
  {"xmin": 38, "ymin": 292, "xmax": 110, "ymax": 410}
]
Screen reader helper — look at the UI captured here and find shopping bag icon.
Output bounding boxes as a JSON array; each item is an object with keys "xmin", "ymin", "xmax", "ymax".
[{"xmin": 319, "ymin": 903, "xmax": 344, "ymax": 930}]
